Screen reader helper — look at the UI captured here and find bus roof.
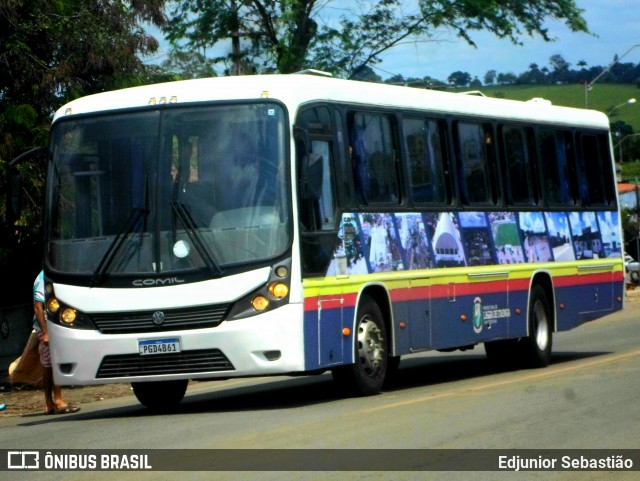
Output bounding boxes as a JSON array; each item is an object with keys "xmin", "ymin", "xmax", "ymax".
[{"xmin": 53, "ymin": 74, "xmax": 610, "ymax": 130}]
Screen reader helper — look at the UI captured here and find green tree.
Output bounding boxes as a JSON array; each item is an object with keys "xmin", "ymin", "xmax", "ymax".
[
  {"xmin": 1, "ymin": 1, "xmax": 169, "ymax": 119},
  {"xmin": 448, "ymin": 71, "xmax": 472, "ymax": 87},
  {"xmin": 164, "ymin": 0, "xmax": 589, "ymax": 78},
  {"xmin": 351, "ymin": 65, "xmax": 382, "ymax": 83},
  {"xmin": 497, "ymin": 72, "xmax": 517, "ymax": 85},
  {"xmin": 517, "ymin": 64, "xmax": 544, "ymax": 84},
  {"xmin": 484, "ymin": 69, "xmax": 497, "ymax": 85},
  {"xmin": 161, "ymin": 50, "xmax": 219, "ymax": 79},
  {"xmin": 549, "ymin": 53, "xmax": 571, "ymax": 83}
]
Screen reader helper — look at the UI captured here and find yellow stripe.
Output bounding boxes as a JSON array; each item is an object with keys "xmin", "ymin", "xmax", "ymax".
[{"xmin": 302, "ymin": 259, "xmax": 622, "ymax": 299}]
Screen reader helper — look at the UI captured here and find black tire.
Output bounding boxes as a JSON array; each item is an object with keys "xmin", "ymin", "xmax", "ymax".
[
  {"xmin": 519, "ymin": 285, "xmax": 553, "ymax": 368},
  {"xmin": 631, "ymin": 270, "xmax": 640, "ymax": 284},
  {"xmin": 383, "ymin": 355, "xmax": 401, "ymax": 388},
  {"xmin": 332, "ymin": 297, "xmax": 388, "ymax": 396},
  {"xmin": 386, "ymin": 355, "xmax": 401, "ymax": 376},
  {"xmin": 484, "ymin": 338, "xmax": 518, "ymax": 367},
  {"xmin": 131, "ymin": 379, "xmax": 188, "ymax": 410}
]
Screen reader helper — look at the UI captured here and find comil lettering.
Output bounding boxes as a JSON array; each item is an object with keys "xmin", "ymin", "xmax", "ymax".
[{"xmin": 132, "ymin": 277, "xmax": 185, "ymax": 287}]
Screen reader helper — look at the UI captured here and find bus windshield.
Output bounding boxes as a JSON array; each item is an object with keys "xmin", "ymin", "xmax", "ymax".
[{"xmin": 46, "ymin": 103, "xmax": 290, "ymax": 281}]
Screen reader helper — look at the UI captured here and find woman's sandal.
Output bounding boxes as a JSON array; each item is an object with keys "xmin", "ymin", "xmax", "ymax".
[{"xmin": 46, "ymin": 405, "xmax": 80, "ymax": 415}]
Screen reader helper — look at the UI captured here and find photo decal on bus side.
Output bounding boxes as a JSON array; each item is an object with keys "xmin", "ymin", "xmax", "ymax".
[{"xmin": 326, "ymin": 211, "xmax": 622, "ymax": 276}]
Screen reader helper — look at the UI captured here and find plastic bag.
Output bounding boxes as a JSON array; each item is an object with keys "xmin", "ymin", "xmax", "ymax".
[{"xmin": 8, "ymin": 330, "xmax": 43, "ymax": 387}]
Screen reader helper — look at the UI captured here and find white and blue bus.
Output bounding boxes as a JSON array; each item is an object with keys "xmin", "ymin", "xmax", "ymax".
[{"xmin": 42, "ymin": 73, "xmax": 624, "ymax": 408}]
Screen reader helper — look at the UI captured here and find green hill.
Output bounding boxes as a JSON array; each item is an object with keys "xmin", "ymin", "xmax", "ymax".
[
  {"xmin": 459, "ymin": 83, "xmax": 640, "ymax": 132},
  {"xmin": 447, "ymin": 83, "xmax": 640, "ymax": 178}
]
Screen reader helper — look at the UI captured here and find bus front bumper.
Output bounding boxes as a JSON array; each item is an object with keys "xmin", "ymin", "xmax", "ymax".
[{"xmin": 49, "ymin": 304, "xmax": 306, "ymax": 385}]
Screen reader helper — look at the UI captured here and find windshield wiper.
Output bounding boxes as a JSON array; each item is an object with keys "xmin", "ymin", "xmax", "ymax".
[
  {"xmin": 90, "ymin": 207, "xmax": 148, "ymax": 287},
  {"xmin": 170, "ymin": 201, "xmax": 222, "ymax": 277}
]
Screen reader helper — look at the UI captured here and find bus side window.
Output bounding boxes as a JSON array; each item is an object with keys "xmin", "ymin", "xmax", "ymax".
[
  {"xmin": 539, "ymin": 130, "xmax": 577, "ymax": 206},
  {"xmin": 403, "ymin": 117, "xmax": 449, "ymax": 204},
  {"xmin": 349, "ymin": 112, "xmax": 400, "ymax": 205},
  {"xmin": 577, "ymin": 133, "xmax": 613, "ymax": 206},
  {"xmin": 296, "ymin": 107, "xmax": 337, "ymax": 232},
  {"xmin": 456, "ymin": 122, "xmax": 494, "ymax": 205},
  {"xmin": 502, "ymin": 126, "xmax": 535, "ymax": 205}
]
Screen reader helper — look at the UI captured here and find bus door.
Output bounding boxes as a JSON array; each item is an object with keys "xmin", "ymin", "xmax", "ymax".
[{"xmin": 296, "ymin": 106, "xmax": 347, "ymax": 368}]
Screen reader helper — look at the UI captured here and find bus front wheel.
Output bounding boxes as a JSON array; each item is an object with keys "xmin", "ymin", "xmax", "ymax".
[
  {"xmin": 332, "ymin": 297, "xmax": 388, "ymax": 396},
  {"xmin": 131, "ymin": 379, "xmax": 189, "ymax": 410}
]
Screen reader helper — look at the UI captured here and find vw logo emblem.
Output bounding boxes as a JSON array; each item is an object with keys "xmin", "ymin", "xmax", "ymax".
[{"xmin": 152, "ymin": 311, "xmax": 165, "ymax": 326}]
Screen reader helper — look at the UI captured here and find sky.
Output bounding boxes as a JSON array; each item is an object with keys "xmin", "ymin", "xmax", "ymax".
[
  {"xmin": 373, "ymin": 0, "xmax": 640, "ymax": 81},
  {"xmin": 146, "ymin": 0, "xmax": 640, "ymax": 83}
]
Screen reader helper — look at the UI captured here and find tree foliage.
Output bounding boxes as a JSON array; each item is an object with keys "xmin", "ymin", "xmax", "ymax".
[
  {"xmin": 448, "ymin": 71, "xmax": 472, "ymax": 87},
  {"xmin": 163, "ymin": 0, "xmax": 589, "ymax": 79},
  {"xmin": 417, "ymin": 0, "xmax": 587, "ymax": 46},
  {"xmin": 1, "ymin": 0, "xmax": 168, "ymax": 118}
]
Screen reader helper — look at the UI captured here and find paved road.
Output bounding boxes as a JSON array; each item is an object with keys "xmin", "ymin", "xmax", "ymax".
[{"xmin": 1, "ymin": 293, "xmax": 639, "ymax": 480}]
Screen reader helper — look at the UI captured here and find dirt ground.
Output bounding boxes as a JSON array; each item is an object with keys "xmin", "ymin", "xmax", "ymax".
[{"xmin": 0, "ymin": 382, "xmax": 134, "ymax": 417}]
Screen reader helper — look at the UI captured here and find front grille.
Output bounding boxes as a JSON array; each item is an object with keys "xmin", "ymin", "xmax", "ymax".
[
  {"xmin": 96, "ymin": 349, "xmax": 235, "ymax": 378},
  {"xmin": 90, "ymin": 304, "xmax": 231, "ymax": 334}
]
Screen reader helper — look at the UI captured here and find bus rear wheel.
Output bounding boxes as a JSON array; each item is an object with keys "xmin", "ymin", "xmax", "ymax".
[
  {"xmin": 131, "ymin": 379, "xmax": 188, "ymax": 410},
  {"xmin": 520, "ymin": 285, "xmax": 553, "ymax": 368},
  {"xmin": 332, "ymin": 297, "xmax": 388, "ymax": 396},
  {"xmin": 484, "ymin": 338, "xmax": 518, "ymax": 367}
]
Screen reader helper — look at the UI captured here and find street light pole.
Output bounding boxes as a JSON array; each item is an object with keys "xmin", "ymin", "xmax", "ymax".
[
  {"xmin": 608, "ymin": 98, "xmax": 637, "ymax": 116},
  {"xmin": 584, "ymin": 44, "xmax": 640, "ymax": 108}
]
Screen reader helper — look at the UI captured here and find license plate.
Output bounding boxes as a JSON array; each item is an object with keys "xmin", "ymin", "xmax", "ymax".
[{"xmin": 138, "ymin": 338, "xmax": 181, "ymax": 356}]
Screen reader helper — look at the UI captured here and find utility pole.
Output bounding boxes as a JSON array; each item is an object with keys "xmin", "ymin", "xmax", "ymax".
[{"xmin": 231, "ymin": 0, "xmax": 243, "ymax": 76}]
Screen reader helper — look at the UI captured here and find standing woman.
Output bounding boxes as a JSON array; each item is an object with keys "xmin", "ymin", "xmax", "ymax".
[{"xmin": 33, "ymin": 270, "xmax": 80, "ymax": 415}]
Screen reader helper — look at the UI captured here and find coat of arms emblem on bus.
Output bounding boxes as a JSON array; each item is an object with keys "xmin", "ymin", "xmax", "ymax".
[{"xmin": 473, "ymin": 297, "xmax": 483, "ymax": 334}]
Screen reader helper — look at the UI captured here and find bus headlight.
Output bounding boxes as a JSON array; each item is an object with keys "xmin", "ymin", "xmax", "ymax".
[
  {"xmin": 251, "ymin": 296, "xmax": 270, "ymax": 311},
  {"xmin": 268, "ymin": 282, "xmax": 289, "ymax": 300},
  {"xmin": 46, "ymin": 298, "xmax": 95, "ymax": 330},
  {"xmin": 60, "ymin": 308, "xmax": 77, "ymax": 325},
  {"xmin": 227, "ymin": 259, "xmax": 292, "ymax": 320}
]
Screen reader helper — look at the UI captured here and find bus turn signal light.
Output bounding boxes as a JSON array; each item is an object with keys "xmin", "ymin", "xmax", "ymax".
[{"xmin": 47, "ymin": 298, "xmax": 60, "ymax": 314}]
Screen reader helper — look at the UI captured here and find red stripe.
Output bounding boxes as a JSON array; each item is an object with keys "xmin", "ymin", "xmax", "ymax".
[{"xmin": 304, "ymin": 272, "xmax": 622, "ymax": 311}]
